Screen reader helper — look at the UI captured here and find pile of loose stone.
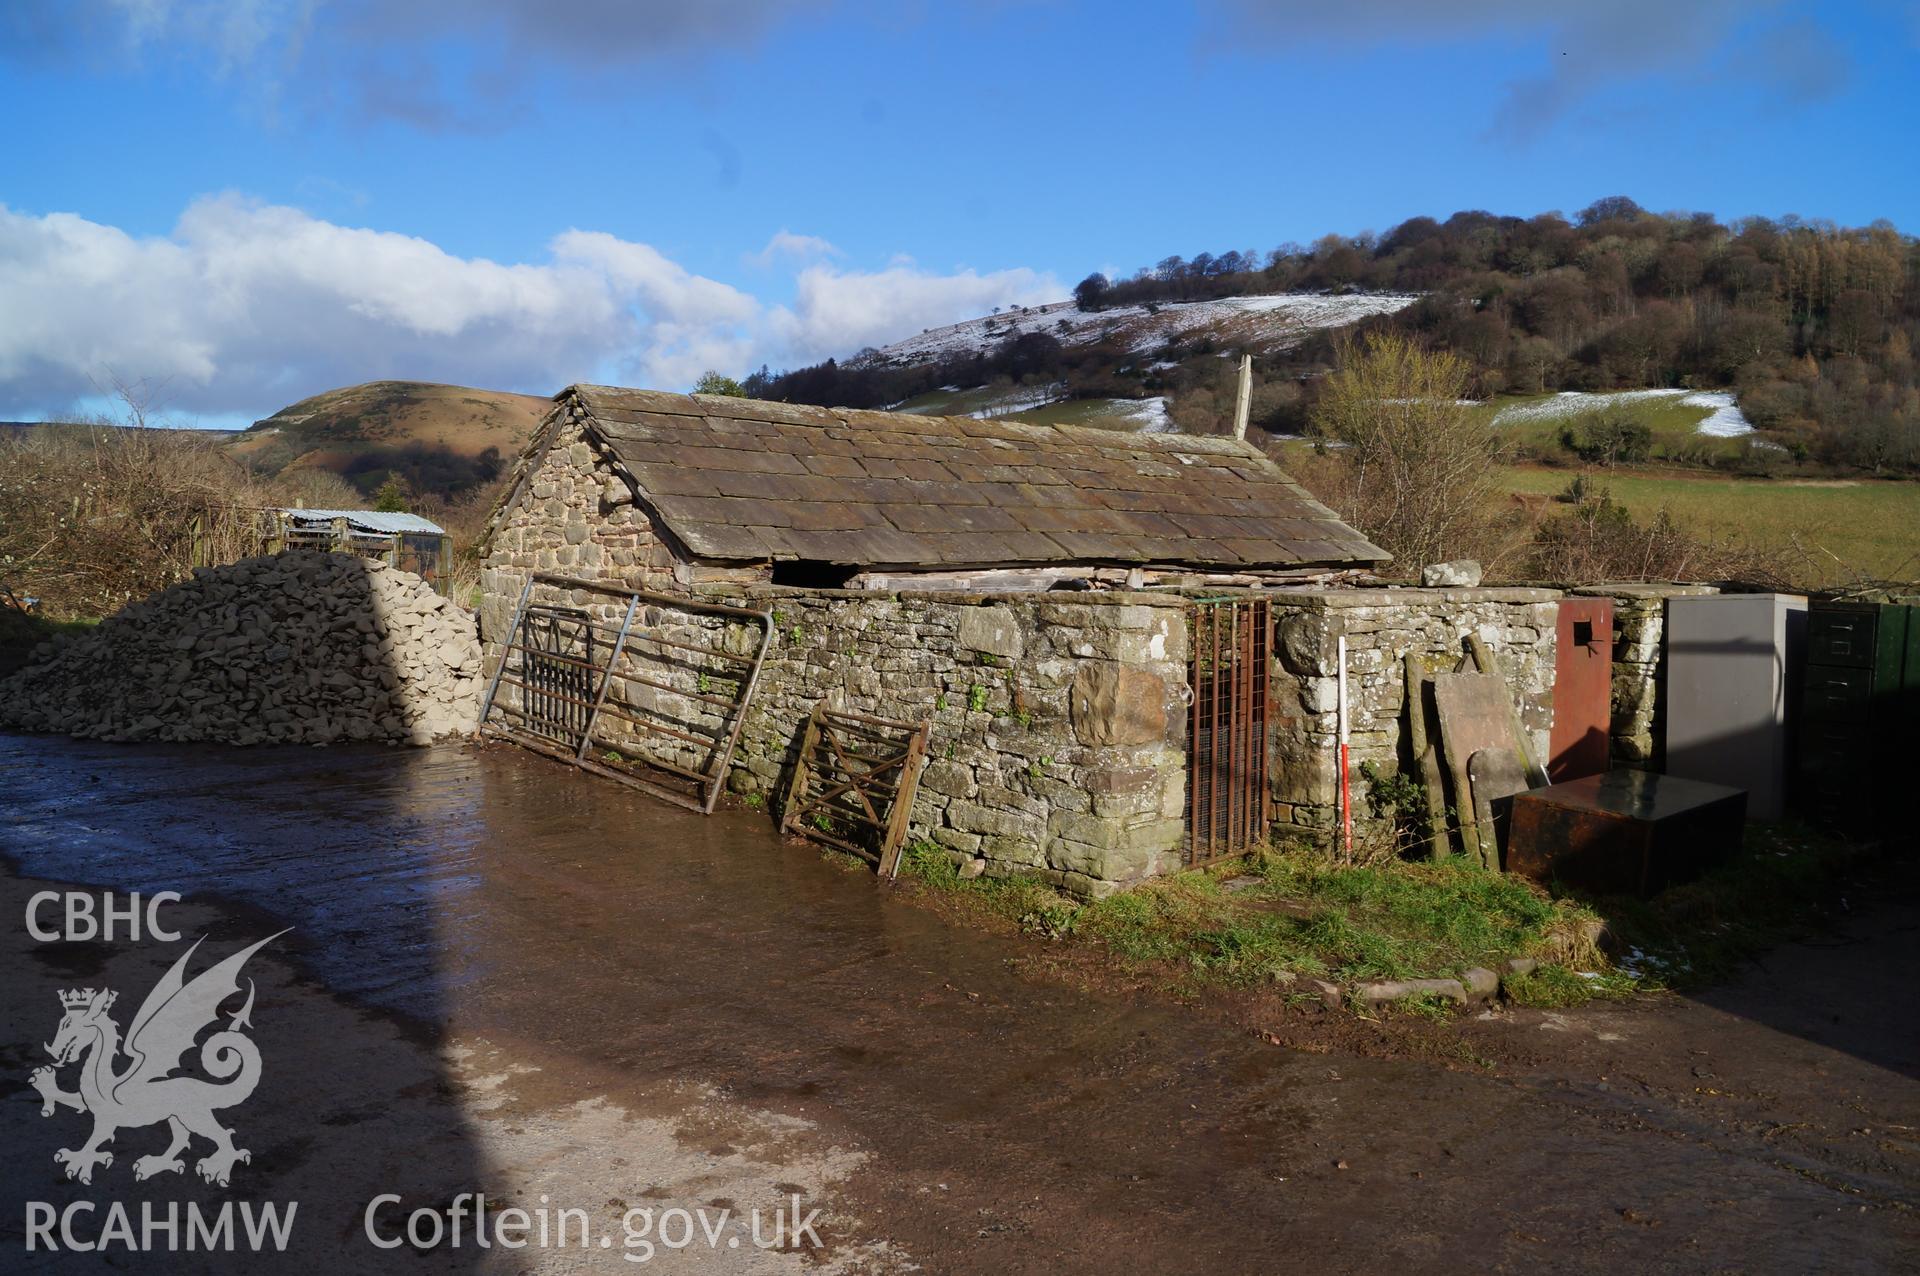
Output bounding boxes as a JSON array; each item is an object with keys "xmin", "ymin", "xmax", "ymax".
[{"xmin": 0, "ymin": 552, "xmax": 482, "ymax": 746}]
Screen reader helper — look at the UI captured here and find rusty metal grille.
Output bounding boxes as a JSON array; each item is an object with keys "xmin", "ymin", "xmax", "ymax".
[
  {"xmin": 1187, "ymin": 599, "xmax": 1271, "ymax": 865},
  {"xmin": 518, "ymin": 605, "xmax": 597, "ymax": 746},
  {"xmin": 478, "ymin": 573, "xmax": 773, "ymax": 814}
]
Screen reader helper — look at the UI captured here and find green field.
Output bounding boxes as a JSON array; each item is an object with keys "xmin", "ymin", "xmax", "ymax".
[
  {"xmin": 1469, "ymin": 390, "xmax": 1722, "ymax": 446},
  {"xmin": 892, "ymin": 385, "xmax": 1157, "ymax": 430},
  {"xmin": 1501, "ymin": 467, "xmax": 1920, "ymax": 583}
]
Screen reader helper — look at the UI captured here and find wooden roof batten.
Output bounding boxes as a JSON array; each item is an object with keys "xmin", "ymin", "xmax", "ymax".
[{"xmin": 493, "ymin": 384, "xmax": 1390, "ymax": 573}]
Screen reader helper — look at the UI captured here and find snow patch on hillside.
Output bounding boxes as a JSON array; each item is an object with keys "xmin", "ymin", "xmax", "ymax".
[
  {"xmin": 965, "ymin": 386, "xmax": 1059, "ymax": 419},
  {"xmin": 856, "ymin": 292, "xmax": 1420, "ymax": 367},
  {"xmin": 1679, "ymin": 391, "xmax": 1753, "ymax": 437},
  {"xmin": 1490, "ymin": 389, "xmax": 1753, "ymax": 437},
  {"xmin": 1115, "ymin": 397, "xmax": 1174, "ymax": 433}
]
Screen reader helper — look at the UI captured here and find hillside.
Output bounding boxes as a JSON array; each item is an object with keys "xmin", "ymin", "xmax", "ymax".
[
  {"xmin": 747, "ymin": 199, "xmax": 1920, "ymax": 472},
  {"xmin": 750, "ymin": 291, "xmax": 1420, "ymax": 435},
  {"xmin": 859, "ymin": 293, "xmax": 1417, "ymax": 369},
  {"xmin": 228, "ymin": 380, "xmax": 551, "ymax": 498}
]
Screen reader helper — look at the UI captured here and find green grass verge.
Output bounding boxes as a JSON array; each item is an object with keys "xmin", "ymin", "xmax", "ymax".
[
  {"xmin": 899, "ymin": 842, "xmax": 1602, "ymax": 1000},
  {"xmin": 897, "ymin": 819, "xmax": 1874, "ymax": 1012},
  {"xmin": 1502, "ymin": 964, "xmax": 1638, "ymax": 1008}
]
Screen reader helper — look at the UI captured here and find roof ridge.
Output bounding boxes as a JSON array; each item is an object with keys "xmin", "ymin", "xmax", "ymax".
[{"xmin": 564, "ymin": 383, "xmax": 1269, "ymax": 458}]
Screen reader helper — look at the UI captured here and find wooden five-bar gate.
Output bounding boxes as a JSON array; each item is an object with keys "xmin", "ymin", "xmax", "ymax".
[
  {"xmin": 1187, "ymin": 598, "xmax": 1272, "ymax": 865},
  {"xmin": 781, "ymin": 704, "xmax": 932, "ymax": 876}
]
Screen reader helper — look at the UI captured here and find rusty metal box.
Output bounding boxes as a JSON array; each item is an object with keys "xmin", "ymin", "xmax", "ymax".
[{"xmin": 1508, "ymin": 771, "xmax": 1747, "ymax": 897}]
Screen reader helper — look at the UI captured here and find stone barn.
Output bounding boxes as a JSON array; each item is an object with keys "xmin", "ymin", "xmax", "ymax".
[{"xmin": 476, "ymin": 385, "xmax": 1570, "ymax": 893}]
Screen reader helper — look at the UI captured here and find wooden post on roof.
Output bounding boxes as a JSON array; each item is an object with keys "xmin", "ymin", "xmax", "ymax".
[{"xmin": 1231, "ymin": 353, "xmax": 1253, "ymax": 440}]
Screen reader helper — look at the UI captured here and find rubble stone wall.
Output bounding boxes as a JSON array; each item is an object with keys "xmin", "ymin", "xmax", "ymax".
[
  {"xmin": 478, "ymin": 424, "xmax": 1192, "ymax": 896},
  {"xmin": 1265, "ymin": 587, "xmax": 1563, "ymax": 844},
  {"xmin": 701, "ymin": 586, "xmax": 1192, "ymax": 896}
]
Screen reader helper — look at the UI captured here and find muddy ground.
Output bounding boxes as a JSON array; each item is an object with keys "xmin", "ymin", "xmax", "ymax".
[{"xmin": 0, "ymin": 734, "xmax": 1914, "ymax": 1273}]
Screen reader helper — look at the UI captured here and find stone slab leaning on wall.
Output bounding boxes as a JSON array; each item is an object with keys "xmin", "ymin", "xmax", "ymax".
[{"xmin": 1263, "ymin": 587, "xmax": 1563, "ymax": 847}]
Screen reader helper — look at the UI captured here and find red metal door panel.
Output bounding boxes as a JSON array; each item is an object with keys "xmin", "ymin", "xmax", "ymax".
[{"xmin": 1550, "ymin": 598, "xmax": 1614, "ymax": 782}]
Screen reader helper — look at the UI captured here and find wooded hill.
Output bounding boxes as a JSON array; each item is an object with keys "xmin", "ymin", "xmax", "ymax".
[{"xmin": 748, "ymin": 197, "xmax": 1920, "ymax": 472}]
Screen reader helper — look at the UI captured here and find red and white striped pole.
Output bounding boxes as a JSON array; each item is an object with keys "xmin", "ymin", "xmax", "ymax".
[{"xmin": 1337, "ymin": 633, "xmax": 1352, "ymax": 861}]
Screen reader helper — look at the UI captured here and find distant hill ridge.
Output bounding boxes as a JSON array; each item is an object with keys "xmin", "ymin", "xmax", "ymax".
[{"xmin": 228, "ymin": 380, "xmax": 551, "ymax": 499}]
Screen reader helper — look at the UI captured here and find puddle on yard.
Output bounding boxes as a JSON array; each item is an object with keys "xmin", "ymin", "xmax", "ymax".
[{"xmin": 3, "ymin": 734, "xmax": 1913, "ymax": 1273}]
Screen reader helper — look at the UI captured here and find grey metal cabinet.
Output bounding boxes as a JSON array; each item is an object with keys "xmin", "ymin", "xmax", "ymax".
[{"xmin": 1662, "ymin": 593, "xmax": 1807, "ymax": 821}]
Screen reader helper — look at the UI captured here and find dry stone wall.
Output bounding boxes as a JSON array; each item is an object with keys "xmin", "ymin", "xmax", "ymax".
[{"xmin": 1265, "ymin": 587, "xmax": 1562, "ymax": 844}]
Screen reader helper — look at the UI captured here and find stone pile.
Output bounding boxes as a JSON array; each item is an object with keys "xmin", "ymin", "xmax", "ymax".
[{"xmin": 0, "ymin": 552, "xmax": 481, "ymax": 746}]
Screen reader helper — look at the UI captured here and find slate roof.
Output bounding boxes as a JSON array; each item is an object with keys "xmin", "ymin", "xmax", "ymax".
[{"xmin": 527, "ymin": 384, "xmax": 1388, "ymax": 570}]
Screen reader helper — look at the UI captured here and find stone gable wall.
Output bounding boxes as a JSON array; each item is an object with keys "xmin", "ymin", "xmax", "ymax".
[{"xmin": 477, "ymin": 418, "xmax": 679, "ymax": 646}]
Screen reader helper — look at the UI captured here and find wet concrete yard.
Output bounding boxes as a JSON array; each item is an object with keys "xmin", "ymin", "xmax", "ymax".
[{"xmin": 2, "ymin": 734, "xmax": 1916, "ymax": 1273}]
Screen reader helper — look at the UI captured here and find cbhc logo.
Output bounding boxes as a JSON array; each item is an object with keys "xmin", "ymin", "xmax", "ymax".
[{"xmin": 26, "ymin": 891, "xmax": 182, "ymax": 942}]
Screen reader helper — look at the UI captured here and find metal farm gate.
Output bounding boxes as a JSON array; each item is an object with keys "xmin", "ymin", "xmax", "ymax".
[
  {"xmin": 1187, "ymin": 599, "xmax": 1271, "ymax": 865},
  {"xmin": 478, "ymin": 573, "xmax": 773, "ymax": 814}
]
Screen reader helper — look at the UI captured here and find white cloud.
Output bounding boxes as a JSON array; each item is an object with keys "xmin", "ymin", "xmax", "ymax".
[
  {"xmin": 772, "ymin": 262, "xmax": 1062, "ymax": 362},
  {"xmin": 0, "ymin": 195, "xmax": 1064, "ymax": 419},
  {"xmin": 749, "ymin": 229, "xmax": 839, "ymax": 268}
]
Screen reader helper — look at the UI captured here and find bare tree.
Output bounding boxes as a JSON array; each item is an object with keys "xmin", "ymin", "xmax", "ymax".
[{"xmin": 1309, "ymin": 332, "xmax": 1504, "ymax": 571}]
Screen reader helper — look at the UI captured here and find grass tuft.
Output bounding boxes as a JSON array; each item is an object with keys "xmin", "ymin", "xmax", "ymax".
[{"xmin": 898, "ymin": 840, "xmax": 1603, "ymax": 1001}]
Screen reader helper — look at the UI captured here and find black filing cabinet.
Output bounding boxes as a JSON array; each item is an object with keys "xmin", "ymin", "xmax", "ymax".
[{"xmin": 1797, "ymin": 602, "xmax": 1914, "ymax": 841}]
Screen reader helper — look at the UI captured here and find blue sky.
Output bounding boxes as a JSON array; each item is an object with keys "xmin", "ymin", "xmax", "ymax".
[{"xmin": 1, "ymin": 0, "xmax": 1915, "ymax": 425}]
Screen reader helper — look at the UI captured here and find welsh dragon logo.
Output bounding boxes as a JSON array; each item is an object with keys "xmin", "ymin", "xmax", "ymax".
[{"xmin": 28, "ymin": 932, "xmax": 285, "ymax": 1187}]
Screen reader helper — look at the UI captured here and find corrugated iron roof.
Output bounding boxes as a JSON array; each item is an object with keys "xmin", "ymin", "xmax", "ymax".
[
  {"xmin": 273, "ymin": 508, "xmax": 445, "ymax": 535},
  {"xmin": 497, "ymin": 385, "xmax": 1389, "ymax": 571}
]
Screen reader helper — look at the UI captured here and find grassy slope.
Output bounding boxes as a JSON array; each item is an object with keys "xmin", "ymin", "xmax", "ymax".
[
  {"xmin": 891, "ymin": 384, "xmax": 1148, "ymax": 427},
  {"xmin": 1270, "ymin": 388, "xmax": 1914, "ymax": 584},
  {"xmin": 1468, "ymin": 391, "xmax": 1731, "ymax": 455},
  {"xmin": 1500, "ymin": 466, "xmax": 1920, "ymax": 581},
  {"xmin": 226, "ymin": 381, "xmax": 551, "ymax": 480}
]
